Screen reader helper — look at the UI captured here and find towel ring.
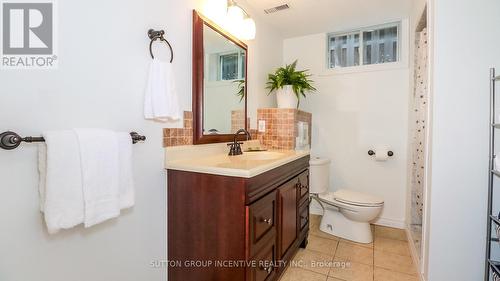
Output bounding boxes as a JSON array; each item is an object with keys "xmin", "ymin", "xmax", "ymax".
[{"xmin": 148, "ymin": 29, "xmax": 174, "ymax": 63}]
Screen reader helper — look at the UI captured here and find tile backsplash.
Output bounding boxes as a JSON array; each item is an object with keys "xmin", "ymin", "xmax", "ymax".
[
  {"xmin": 163, "ymin": 111, "xmax": 193, "ymax": 147},
  {"xmin": 254, "ymin": 108, "xmax": 312, "ymax": 150},
  {"xmin": 163, "ymin": 109, "xmax": 312, "ymax": 149}
]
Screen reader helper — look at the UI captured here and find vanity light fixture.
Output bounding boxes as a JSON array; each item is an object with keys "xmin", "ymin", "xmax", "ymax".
[
  {"xmin": 226, "ymin": 0, "xmax": 256, "ymax": 40},
  {"xmin": 202, "ymin": 0, "xmax": 228, "ymax": 27}
]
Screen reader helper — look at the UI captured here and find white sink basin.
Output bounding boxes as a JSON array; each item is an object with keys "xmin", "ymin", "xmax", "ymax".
[{"xmin": 238, "ymin": 151, "xmax": 286, "ymax": 161}]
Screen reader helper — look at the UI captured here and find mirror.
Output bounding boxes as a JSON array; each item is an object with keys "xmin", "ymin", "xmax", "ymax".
[{"xmin": 193, "ymin": 10, "xmax": 248, "ymax": 144}]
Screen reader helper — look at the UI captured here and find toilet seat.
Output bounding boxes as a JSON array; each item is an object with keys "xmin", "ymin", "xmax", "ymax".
[{"xmin": 319, "ymin": 189, "xmax": 384, "ymax": 207}]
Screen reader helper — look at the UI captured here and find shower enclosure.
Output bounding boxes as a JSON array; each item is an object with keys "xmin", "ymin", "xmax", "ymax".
[{"xmin": 409, "ymin": 13, "xmax": 428, "ymax": 265}]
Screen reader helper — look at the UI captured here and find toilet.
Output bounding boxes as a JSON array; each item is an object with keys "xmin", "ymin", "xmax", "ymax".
[{"xmin": 309, "ymin": 157, "xmax": 384, "ymax": 244}]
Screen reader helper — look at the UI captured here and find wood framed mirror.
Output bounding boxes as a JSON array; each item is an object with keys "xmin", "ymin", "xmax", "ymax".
[{"xmin": 192, "ymin": 10, "xmax": 248, "ymax": 144}]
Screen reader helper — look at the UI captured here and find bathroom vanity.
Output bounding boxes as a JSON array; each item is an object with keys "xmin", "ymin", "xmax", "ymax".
[
  {"xmin": 165, "ymin": 10, "xmax": 310, "ymax": 281},
  {"xmin": 166, "ymin": 148, "xmax": 310, "ymax": 281}
]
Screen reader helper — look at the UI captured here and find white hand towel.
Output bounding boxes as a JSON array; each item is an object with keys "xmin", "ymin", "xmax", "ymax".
[
  {"xmin": 38, "ymin": 144, "xmax": 47, "ymax": 212},
  {"xmin": 144, "ymin": 58, "xmax": 181, "ymax": 122},
  {"xmin": 117, "ymin": 132, "xmax": 135, "ymax": 210},
  {"xmin": 40, "ymin": 131, "xmax": 85, "ymax": 234},
  {"xmin": 74, "ymin": 129, "xmax": 120, "ymax": 228}
]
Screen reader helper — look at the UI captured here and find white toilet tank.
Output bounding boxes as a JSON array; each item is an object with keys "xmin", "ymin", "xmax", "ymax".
[{"xmin": 309, "ymin": 157, "xmax": 331, "ymax": 194}]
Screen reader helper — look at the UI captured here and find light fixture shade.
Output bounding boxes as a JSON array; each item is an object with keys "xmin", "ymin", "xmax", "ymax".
[
  {"xmin": 241, "ymin": 17, "xmax": 256, "ymax": 40},
  {"xmin": 202, "ymin": 0, "xmax": 227, "ymax": 26},
  {"xmin": 204, "ymin": 0, "xmax": 256, "ymax": 41},
  {"xmin": 226, "ymin": 4, "xmax": 245, "ymax": 38},
  {"xmin": 226, "ymin": 4, "xmax": 244, "ymax": 23}
]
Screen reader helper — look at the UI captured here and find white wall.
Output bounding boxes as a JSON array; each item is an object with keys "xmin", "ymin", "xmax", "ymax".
[
  {"xmin": 426, "ymin": 0, "xmax": 500, "ymax": 280},
  {"xmin": 241, "ymin": 0, "xmax": 283, "ymax": 128},
  {"xmin": 0, "ymin": 0, "xmax": 282, "ymax": 281},
  {"xmin": 283, "ymin": 20, "xmax": 411, "ymax": 228}
]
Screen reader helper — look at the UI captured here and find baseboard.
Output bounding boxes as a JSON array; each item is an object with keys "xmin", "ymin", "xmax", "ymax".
[
  {"xmin": 406, "ymin": 224, "xmax": 425, "ymax": 281},
  {"xmin": 309, "ymin": 204, "xmax": 406, "ymax": 229},
  {"xmin": 372, "ymin": 217, "xmax": 406, "ymax": 229},
  {"xmin": 309, "ymin": 203, "xmax": 323, "ymax": 215}
]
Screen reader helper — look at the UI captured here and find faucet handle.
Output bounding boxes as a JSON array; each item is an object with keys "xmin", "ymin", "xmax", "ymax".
[{"xmin": 227, "ymin": 142, "xmax": 238, "ymax": 156}]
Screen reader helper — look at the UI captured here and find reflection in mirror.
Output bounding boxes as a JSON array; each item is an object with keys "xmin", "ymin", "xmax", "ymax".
[{"xmin": 203, "ymin": 24, "xmax": 246, "ymax": 135}]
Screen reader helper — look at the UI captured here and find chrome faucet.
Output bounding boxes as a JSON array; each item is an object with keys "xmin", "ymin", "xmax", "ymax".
[{"xmin": 228, "ymin": 128, "xmax": 251, "ymax": 156}]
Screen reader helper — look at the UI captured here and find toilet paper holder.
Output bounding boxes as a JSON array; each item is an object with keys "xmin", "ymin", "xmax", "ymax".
[{"xmin": 368, "ymin": 150, "xmax": 394, "ymax": 157}]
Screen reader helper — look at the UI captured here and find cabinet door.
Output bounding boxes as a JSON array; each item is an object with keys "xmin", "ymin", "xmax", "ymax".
[
  {"xmin": 277, "ymin": 178, "xmax": 298, "ymax": 258},
  {"xmin": 298, "ymin": 169, "xmax": 310, "ymax": 200},
  {"xmin": 247, "ymin": 190, "xmax": 277, "ymax": 257},
  {"xmin": 246, "ymin": 239, "xmax": 277, "ymax": 281}
]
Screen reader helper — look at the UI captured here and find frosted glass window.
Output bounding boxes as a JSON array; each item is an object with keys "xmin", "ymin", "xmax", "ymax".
[
  {"xmin": 328, "ymin": 33, "xmax": 359, "ymax": 68},
  {"xmin": 220, "ymin": 53, "xmax": 239, "ymax": 80},
  {"xmin": 328, "ymin": 22, "xmax": 400, "ymax": 69},
  {"xmin": 363, "ymin": 26, "xmax": 398, "ymax": 65},
  {"xmin": 219, "ymin": 51, "xmax": 245, "ymax": 80}
]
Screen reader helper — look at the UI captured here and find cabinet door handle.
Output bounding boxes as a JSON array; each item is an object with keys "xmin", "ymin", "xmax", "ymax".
[
  {"xmin": 260, "ymin": 265, "xmax": 273, "ymax": 274},
  {"xmin": 261, "ymin": 218, "xmax": 272, "ymax": 225}
]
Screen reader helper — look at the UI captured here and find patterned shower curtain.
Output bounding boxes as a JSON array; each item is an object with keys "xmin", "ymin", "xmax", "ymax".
[{"xmin": 411, "ymin": 28, "xmax": 428, "ymax": 225}]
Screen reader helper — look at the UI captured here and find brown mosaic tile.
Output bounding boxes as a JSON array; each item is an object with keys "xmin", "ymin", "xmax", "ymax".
[
  {"xmin": 255, "ymin": 108, "xmax": 312, "ymax": 150},
  {"xmin": 163, "ymin": 111, "xmax": 194, "ymax": 147},
  {"xmin": 230, "ymin": 110, "xmax": 246, "ymax": 134},
  {"xmin": 163, "ymin": 109, "xmax": 311, "ymax": 149}
]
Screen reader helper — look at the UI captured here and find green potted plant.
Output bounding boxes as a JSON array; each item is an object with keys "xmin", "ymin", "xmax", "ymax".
[
  {"xmin": 233, "ymin": 79, "xmax": 245, "ymax": 102},
  {"xmin": 266, "ymin": 60, "xmax": 316, "ymax": 108}
]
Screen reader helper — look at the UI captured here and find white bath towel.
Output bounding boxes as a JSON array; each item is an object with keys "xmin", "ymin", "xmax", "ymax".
[
  {"xmin": 39, "ymin": 130, "xmax": 135, "ymax": 233},
  {"xmin": 74, "ymin": 129, "xmax": 120, "ymax": 227},
  {"xmin": 116, "ymin": 132, "xmax": 135, "ymax": 210},
  {"xmin": 39, "ymin": 131, "xmax": 85, "ymax": 234},
  {"xmin": 144, "ymin": 59, "xmax": 181, "ymax": 122}
]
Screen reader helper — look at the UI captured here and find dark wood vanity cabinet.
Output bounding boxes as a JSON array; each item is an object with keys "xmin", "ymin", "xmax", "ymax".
[
  {"xmin": 167, "ymin": 155, "xmax": 310, "ymax": 281},
  {"xmin": 277, "ymin": 179, "xmax": 298, "ymax": 259}
]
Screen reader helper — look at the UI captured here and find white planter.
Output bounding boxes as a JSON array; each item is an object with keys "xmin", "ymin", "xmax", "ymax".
[{"xmin": 276, "ymin": 85, "xmax": 298, "ymax": 109}]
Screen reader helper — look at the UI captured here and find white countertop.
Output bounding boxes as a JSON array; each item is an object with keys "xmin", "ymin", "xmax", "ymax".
[{"xmin": 165, "ymin": 142, "xmax": 310, "ymax": 178}]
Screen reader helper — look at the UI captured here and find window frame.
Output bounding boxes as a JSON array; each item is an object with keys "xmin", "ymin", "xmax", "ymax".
[{"xmin": 327, "ymin": 21, "xmax": 402, "ymax": 70}]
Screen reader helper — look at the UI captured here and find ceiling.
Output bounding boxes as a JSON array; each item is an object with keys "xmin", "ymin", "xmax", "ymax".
[{"xmin": 244, "ymin": 0, "xmax": 413, "ymax": 38}]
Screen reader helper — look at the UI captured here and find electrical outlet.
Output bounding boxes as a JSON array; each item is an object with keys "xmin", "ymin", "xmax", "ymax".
[{"xmin": 258, "ymin": 120, "xmax": 266, "ymax": 132}]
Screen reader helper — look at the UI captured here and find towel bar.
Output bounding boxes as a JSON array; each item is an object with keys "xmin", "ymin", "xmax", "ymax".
[{"xmin": 0, "ymin": 131, "xmax": 146, "ymax": 150}]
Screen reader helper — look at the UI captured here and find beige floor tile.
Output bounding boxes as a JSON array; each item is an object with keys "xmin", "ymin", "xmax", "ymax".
[
  {"xmin": 374, "ymin": 237, "xmax": 411, "ymax": 256},
  {"xmin": 374, "ymin": 250, "xmax": 417, "ymax": 275},
  {"xmin": 340, "ymin": 238, "xmax": 373, "ymax": 249},
  {"xmin": 279, "ymin": 267, "xmax": 328, "ymax": 281},
  {"xmin": 374, "ymin": 225, "xmax": 407, "ymax": 241},
  {"xmin": 307, "ymin": 235, "xmax": 339, "ymax": 255},
  {"xmin": 374, "ymin": 267, "xmax": 419, "ymax": 281},
  {"xmin": 293, "ymin": 248, "xmax": 334, "ymax": 275},
  {"xmin": 328, "ymin": 257, "xmax": 374, "ymax": 281},
  {"xmin": 327, "ymin": 278, "xmax": 345, "ymax": 281},
  {"xmin": 310, "ymin": 214, "xmax": 322, "ymax": 228},
  {"xmin": 334, "ymin": 241, "xmax": 374, "ymax": 265}
]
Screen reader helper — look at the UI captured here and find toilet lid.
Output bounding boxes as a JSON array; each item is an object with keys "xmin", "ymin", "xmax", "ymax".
[{"xmin": 330, "ymin": 189, "xmax": 384, "ymax": 207}]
